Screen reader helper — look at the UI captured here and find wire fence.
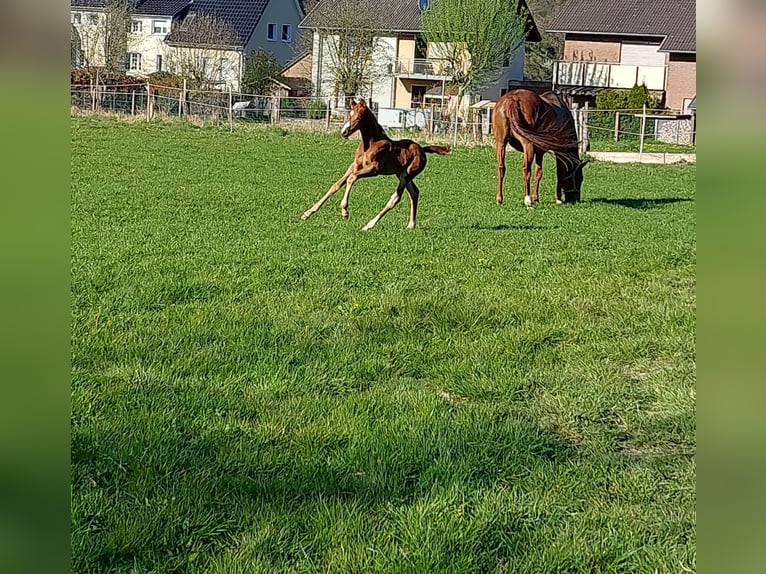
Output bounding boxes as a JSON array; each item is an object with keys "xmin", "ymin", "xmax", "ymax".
[{"xmin": 71, "ymin": 82, "xmax": 696, "ymax": 153}]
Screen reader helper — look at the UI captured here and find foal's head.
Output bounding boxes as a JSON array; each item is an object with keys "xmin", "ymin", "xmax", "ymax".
[{"xmin": 340, "ymin": 98, "xmax": 372, "ymax": 138}]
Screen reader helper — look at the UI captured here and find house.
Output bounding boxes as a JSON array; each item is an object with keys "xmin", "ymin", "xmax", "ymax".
[
  {"xmin": 547, "ymin": 0, "xmax": 696, "ymax": 112},
  {"xmin": 71, "ymin": 0, "xmax": 305, "ymax": 90},
  {"xmin": 299, "ymin": 0, "xmax": 541, "ymax": 115},
  {"xmin": 165, "ymin": 0, "xmax": 305, "ymax": 89}
]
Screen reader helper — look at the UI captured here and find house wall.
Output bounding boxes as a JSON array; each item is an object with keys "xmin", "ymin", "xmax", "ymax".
[
  {"xmin": 397, "ymin": 36, "xmax": 416, "ymax": 61},
  {"xmin": 311, "ymin": 32, "xmax": 395, "ymax": 110},
  {"xmin": 283, "ymin": 53, "xmax": 312, "ymax": 80},
  {"xmin": 664, "ymin": 52, "xmax": 696, "ymax": 111},
  {"xmin": 127, "ymin": 15, "xmax": 173, "ymax": 76},
  {"xmin": 563, "ymin": 34, "xmax": 621, "ymax": 62},
  {"xmin": 71, "ymin": 10, "xmax": 107, "ymax": 67},
  {"xmin": 479, "ymin": 44, "xmax": 526, "ymax": 101},
  {"xmin": 247, "ymin": 0, "xmax": 303, "ymax": 64}
]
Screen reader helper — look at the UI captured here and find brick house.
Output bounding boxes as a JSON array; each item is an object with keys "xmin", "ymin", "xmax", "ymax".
[{"xmin": 547, "ymin": 0, "xmax": 696, "ymax": 112}]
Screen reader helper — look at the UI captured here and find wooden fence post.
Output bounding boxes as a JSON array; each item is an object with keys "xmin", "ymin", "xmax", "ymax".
[
  {"xmin": 131, "ymin": 90, "xmax": 136, "ymax": 116},
  {"xmin": 326, "ymin": 98, "xmax": 332, "ymax": 130},
  {"xmin": 580, "ymin": 101, "xmax": 589, "ymax": 153},
  {"xmin": 639, "ymin": 104, "xmax": 647, "ymax": 160},
  {"xmin": 614, "ymin": 111, "xmax": 620, "ymax": 141},
  {"xmin": 145, "ymin": 82, "xmax": 151, "ymax": 121},
  {"xmin": 228, "ymin": 85, "xmax": 234, "ymax": 132}
]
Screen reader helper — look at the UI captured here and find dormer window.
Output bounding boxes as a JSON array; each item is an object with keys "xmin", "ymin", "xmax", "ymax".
[
  {"xmin": 153, "ymin": 20, "xmax": 169, "ymax": 35},
  {"xmin": 267, "ymin": 23, "xmax": 276, "ymax": 41},
  {"xmin": 131, "ymin": 20, "xmax": 142, "ymax": 33},
  {"xmin": 281, "ymin": 24, "xmax": 292, "ymax": 42}
]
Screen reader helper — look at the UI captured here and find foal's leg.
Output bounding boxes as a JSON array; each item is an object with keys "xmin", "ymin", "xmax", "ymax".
[
  {"xmin": 404, "ymin": 178, "xmax": 420, "ymax": 230},
  {"xmin": 495, "ymin": 141, "xmax": 507, "ymax": 204},
  {"xmin": 532, "ymin": 150, "xmax": 544, "ymax": 204},
  {"xmin": 522, "ymin": 143, "xmax": 535, "ymax": 208},
  {"xmin": 362, "ymin": 175, "xmax": 407, "ymax": 231},
  {"xmin": 301, "ymin": 164, "xmax": 354, "ymax": 220}
]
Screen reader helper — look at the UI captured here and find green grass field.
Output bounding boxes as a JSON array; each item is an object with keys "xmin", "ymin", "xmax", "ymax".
[{"xmin": 71, "ymin": 117, "xmax": 696, "ymax": 573}]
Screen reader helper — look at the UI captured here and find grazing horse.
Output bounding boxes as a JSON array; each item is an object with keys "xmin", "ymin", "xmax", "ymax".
[
  {"xmin": 301, "ymin": 98, "xmax": 450, "ymax": 230},
  {"xmin": 493, "ymin": 89, "xmax": 588, "ymax": 207}
]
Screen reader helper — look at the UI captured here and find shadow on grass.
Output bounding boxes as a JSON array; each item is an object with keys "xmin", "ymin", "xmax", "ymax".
[
  {"xmin": 588, "ymin": 197, "xmax": 693, "ymax": 210},
  {"xmin": 466, "ymin": 223, "xmax": 558, "ymax": 231}
]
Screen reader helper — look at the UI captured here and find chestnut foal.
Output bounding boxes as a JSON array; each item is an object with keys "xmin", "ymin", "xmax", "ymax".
[{"xmin": 301, "ymin": 98, "xmax": 450, "ymax": 230}]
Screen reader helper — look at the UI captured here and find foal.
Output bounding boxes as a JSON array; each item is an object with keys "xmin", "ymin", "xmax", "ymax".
[
  {"xmin": 493, "ymin": 89, "xmax": 588, "ymax": 207},
  {"xmin": 301, "ymin": 98, "xmax": 450, "ymax": 230}
]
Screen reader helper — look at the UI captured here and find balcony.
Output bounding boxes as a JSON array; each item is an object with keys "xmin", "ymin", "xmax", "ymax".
[
  {"xmin": 393, "ymin": 58, "xmax": 453, "ymax": 80},
  {"xmin": 554, "ymin": 61, "xmax": 666, "ymax": 91}
]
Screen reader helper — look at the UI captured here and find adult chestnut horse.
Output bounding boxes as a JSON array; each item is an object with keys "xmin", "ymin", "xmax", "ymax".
[
  {"xmin": 494, "ymin": 89, "xmax": 588, "ymax": 207},
  {"xmin": 301, "ymin": 98, "xmax": 450, "ymax": 230}
]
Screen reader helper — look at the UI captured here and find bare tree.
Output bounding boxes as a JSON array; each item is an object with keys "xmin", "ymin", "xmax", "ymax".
[
  {"xmin": 165, "ymin": 12, "xmax": 240, "ymax": 89},
  {"xmin": 73, "ymin": 0, "xmax": 132, "ymax": 72},
  {"xmin": 303, "ymin": 0, "xmax": 393, "ymax": 101}
]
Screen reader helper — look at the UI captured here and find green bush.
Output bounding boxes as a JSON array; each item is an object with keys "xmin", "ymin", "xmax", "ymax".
[
  {"xmin": 306, "ymin": 99, "xmax": 327, "ymax": 120},
  {"xmin": 591, "ymin": 84, "xmax": 663, "ymax": 141}
]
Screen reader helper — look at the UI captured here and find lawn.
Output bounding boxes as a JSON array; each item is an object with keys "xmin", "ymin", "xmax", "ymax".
[{"xmin": 71, "ymin": 116, "xmax": 696, "ymax": 573}]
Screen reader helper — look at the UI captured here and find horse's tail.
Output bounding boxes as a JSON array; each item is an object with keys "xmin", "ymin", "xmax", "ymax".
[
  {"xmin": 423, "ymin": 145, "xmax": 451, "ymax": 155},
  {"xmin": 507, "ymin": 100, "xmax": 578, "ymax": 153}
]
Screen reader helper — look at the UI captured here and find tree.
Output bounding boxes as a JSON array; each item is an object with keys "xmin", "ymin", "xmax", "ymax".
[
  {"xmin": 303, "ymin": 0, "xmax": 393, "ymax": 101},
  {"xmin": 241, "ymin": 50, "xmax": 284, "ymax": 95},
  {"xmin": 421, "ymin": 0, "xmax": 530, "ymax": 143},
  {"xmin": 165, "ymin": 12, "xmax": 240, "ymax": 89},
  {"xmin": 523, "ymin": 0, "xmax": 567, "ymax": 81},
  {"xmin": 422, "ymin": 0, "xmax": 529, "ymax": 95},
  {"xmin": 73, "ymin": 0, "xmax": 132, "ymax": 72}
]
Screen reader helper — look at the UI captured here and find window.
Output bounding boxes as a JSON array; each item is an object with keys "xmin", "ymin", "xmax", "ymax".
[
  {"xmin": 152, "ymin": 20, "xmax": 169, "ymax": 35},
  {"xmin": 88, "ymin": 13, "xmax": 98, "ymax": 25},
  {"xmin": 127, "ymin": 52, "xmax": 141, "ymax": 71},
  {"xmin": 132, "ymin": 20, "xmax": 142, "ymax": 33},
  {"xmin": 156, "ymin": 54, "xmax": 163, "ymax": 72},
  {"xmin": 281, "ymin": 24, "xmax": 292, "ymax": 42},
  {"xmin": 71, "ymin": 13, "xmax": 82, "ymax": 25},
  {"xmin": 267, "ymin": 23, "xmax": 276, "ymax": 41}
]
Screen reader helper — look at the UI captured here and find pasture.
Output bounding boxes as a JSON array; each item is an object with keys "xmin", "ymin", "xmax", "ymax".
[{"xmin": 71, "ymin": 117, "xmax": 696, "ymax": 573}]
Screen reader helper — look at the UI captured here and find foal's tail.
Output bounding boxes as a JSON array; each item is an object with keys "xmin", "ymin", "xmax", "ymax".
[{"xmin": 423, "ymin": 145, "xmax": 451, "ymax": 155}]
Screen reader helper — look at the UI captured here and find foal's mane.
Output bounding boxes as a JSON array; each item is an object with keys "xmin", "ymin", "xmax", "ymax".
[{"xmin": 360, "ymin": 104, "xmax": 389, "ymax": 140}]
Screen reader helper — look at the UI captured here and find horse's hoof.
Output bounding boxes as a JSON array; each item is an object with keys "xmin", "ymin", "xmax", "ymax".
[
  {"xmin": 341, "ymin": 212, "xmax": 349, "ymax": 220},
  {"xmin": 301, "ymin": 211, "xmax": 312, "ymax": 220},
  {"xmin": 556, "ymin": 199, "xmax": 563, "ymax": 205},
  {"xmin": 523, "ymin": 196, "xmax": 533, "ymax": 208}
]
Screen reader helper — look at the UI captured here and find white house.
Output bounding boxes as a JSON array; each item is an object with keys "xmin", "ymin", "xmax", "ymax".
[
  {"xmin": 71, "ymin": 0, "xmax": 305, "ymax": 90},
  {"xmin": 299, "ymin": 0, "xmax": 541, "ymax": 116}
]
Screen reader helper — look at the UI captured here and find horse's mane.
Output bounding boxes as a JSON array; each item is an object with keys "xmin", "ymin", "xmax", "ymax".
[{"xmin": 362, "ymin": 106, "xmax": 388, "ymax": 140}]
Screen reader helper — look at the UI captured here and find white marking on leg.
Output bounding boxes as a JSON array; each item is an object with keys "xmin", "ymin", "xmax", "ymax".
[
  {"xmin": 556, "ymin": 199, "xmax": 563, "ymax": 205},
  {"xmin": 524, "ymin": 195, "xmax": 533, "ymax": 208}
]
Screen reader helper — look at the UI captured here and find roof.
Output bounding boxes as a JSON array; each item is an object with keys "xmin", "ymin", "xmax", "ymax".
[
  {"xmin": 547, "ymin": 0, "xmax": 696, "ymax": 53},
  {"xmin": 165, "ymin": 0, "xmax": 270, "ymax": 48},
  {"xmin": 71, "ymin": 0, "xmax": 142, "ymax": 8},
  {"xmin": 300, "ymin": 0, "xmax": 542, "ymax": 42},
  {"xmin": 133, "ymin": 0, "xmax": 191, "ymax": 17}
]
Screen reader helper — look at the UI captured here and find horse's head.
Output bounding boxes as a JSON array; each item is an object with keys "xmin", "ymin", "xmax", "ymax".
[
  {"xmin": 341, "ymin": 98, "xmax": 367, "ymax": 138},
  {"xmin": 560, "ymin": 158, "xmax": 589, "ymax": 202}
]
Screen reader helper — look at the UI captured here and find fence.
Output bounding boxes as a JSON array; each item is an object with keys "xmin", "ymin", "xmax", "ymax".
[{"xmin": 71, "ymin": 82, "xmax": 696, "ymax": 154}]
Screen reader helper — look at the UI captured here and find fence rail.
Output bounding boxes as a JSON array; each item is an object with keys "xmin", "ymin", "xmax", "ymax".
[{"xmin": 71, "ymin": 82, "xmax": 696, "ymax": 154}]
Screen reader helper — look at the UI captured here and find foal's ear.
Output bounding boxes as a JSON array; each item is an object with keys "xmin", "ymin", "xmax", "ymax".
[{"xmin": 357, "ymin": 98, "xmax": 366, "ymax": 108}]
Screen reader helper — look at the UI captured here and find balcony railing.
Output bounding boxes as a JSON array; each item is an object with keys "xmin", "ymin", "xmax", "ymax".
[
  {"xmin": 393, "ymin": 58, "xmax": 453, "ymax": 79},
  {"xmin": 554, "ymin": 61, "xmax": 667, "ymax": 91}
]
